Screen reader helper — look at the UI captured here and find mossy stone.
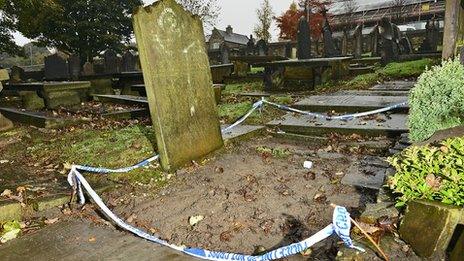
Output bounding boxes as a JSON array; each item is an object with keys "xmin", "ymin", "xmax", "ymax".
[
  {"xmin": 399, "ymin": 200, "xmax": 463, "ymax": 258},
  {"xmin": 133, "ymin": 0, "xmax": 223, "ymax": 171},
  {"xmin": 44, "ymin": 91, "xmax": 81, "ymax": 109},
  {"xmin": 19, "ymin": 91, "xmax": 45, "ymax": 110}
]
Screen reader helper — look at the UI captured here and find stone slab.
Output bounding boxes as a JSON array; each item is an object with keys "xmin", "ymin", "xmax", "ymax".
[
  {"xmin": 133, "ymin": 0, "xmax": 223, "ymax": 171},
  {"xmin": 222, "ymin": 125, "xmax": 265, "ymax": 142},
  {"xmin": 266, "ymin": 113, "xmax": 408, "ymax": 138},
  {"xmin": 101, "ymin": 108, "xmax": 149, "ymax": 120},
  {"xmin": 370, "ymin": 81, "xmax": 415, "ymax": 91},
  {"xmin": 0, "ymin": 220, "xmax": 187, "ymax": 261},
  {"xmin": 293, "ymin": 95, "xmax": 408, "ymax": 113},
  {"xmin": 400, "ymin": 200, "xmax": 463, "ymax": 258},
  {"xmin": 337, "ymin": 90, "xmax": 409, "ymax": 96},
  {"xmin": 0, "ymin": 107, "xmax": 76, "ymax": 129},
  {"xmin": 341, "ymin": 156, "xmax": 392, "ymax": 190},
  {"xmin": 93, "ymin": 94, "xmax": 149, "ymax": 106}
]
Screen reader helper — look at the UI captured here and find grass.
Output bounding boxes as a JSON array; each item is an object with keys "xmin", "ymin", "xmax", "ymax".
[
  {"xmin": 218, "ymin": 101, "xmax": 255, "ymax": 123},
  {"xmin": 250, "ymin": 66, "xmax": 264, "ymax": 74}
]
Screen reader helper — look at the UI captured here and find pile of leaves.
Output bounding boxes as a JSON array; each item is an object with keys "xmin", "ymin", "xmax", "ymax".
[
  {"xmin": 408, "ymin": 59, "xmax": 464, "ymax": 141},
  {"xmin": 387, "ymin": 137, "xmax": 464, "ymax": 207}
]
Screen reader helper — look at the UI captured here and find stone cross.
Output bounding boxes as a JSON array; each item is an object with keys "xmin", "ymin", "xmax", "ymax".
[
  {"xmin": 44, "ymin": 52, "xmax": 70, "ymax": 80},
  {"xmin": 297, "ymin": 16, "xmax": 311, "ymax": 59},
  {"xmin": 133, "ymin": 0, "xmax": 223, "ymax": 171},
  {"xmin": 0, "ymin": 69, "xmax": 13, "ymax": 132}
]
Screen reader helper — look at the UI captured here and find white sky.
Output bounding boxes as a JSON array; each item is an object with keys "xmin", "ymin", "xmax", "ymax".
[{"xmin": 14, "ymin": 0, "xmax": 295, "ymax": 46}]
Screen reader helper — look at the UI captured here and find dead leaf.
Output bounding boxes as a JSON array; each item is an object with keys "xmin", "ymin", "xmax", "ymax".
[
  {"xmin": 189, "ymin": 215, "xmax": 204, "ymax": 226},
  {"xmin": 425, "ymin": 174, "xmax": 441, "ymax": 190},
  {"xmin": 88, "ymin": 236, "xmax": 96, "ymax": 242},
  {"xmin": 1, "ymin": 189, "xmax": 12, "ymax": 197},
  {"xmin": 220, "ymin": 231, "xmax": 232, "ymax": 242},
  {"xmin": 44, "ymin": 218, "xmax": 59, "ymax": 225},
  {"xmin": 0, "ymin": 160, "xmax": 9, "ymax": 164}
]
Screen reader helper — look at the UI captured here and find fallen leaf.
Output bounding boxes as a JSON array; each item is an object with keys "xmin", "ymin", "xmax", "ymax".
[
  {"xmin": 0, "ymin": 160, "xmax": 9, "ymax": 164},
  {"xmin": 88, "ymin": 236, "xmax": 96, "ymax": 242},
  {"xmin": 1, "ymin": 189, "xmax": 12, "ymax": 197},
  {"xmin": 44, "ymin": 218, "xmax": 59, "ymax": 225}
]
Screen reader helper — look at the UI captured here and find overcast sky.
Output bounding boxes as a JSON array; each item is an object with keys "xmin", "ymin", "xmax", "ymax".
[{"xmin": 13, "ymin": 0, "xmax": 295, "ymax": 46}]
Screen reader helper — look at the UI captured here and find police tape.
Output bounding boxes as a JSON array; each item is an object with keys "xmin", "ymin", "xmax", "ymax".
[
  {"xmin": 261, "ymin": 99, "xmax": 407, "ymax": 121},
  {"xmin": 67, "ymin": 166, "xmax": 364, "ymax": 261}
]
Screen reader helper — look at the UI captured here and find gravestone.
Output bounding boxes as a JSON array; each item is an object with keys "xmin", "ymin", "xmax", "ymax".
[
  {"xmin": 133, "ymin": 0, "xmax": 223, "ymax": 171},
  {"xmin": 420, "ymin": 19, "xmax": 440, "ymax": 53},
  {"xmin": 297, "ymin": 16, "xmax": 311, "ymax": 59},
  {"xmin": 353, "ymin": 24, "xmax": 363, "ymax": 59},
  {"xmin": 321, "ymin": 9, "xmax": 339, "ymax": 57},
  {"xmin": 256, "ymin": 39, "xmax": 268, "ymax": 56},
  {"xmin": 219, "ymin": 43, "xmax": 230, "ymax": 64},
  {"xmin": 285, "ymin": 42, "xmax": 292, "ymax": 58},
  {"xmin": 341, "ymin": 31, "xmax": 348, "ymax": 55},
  {"xmin": 0, "ymin": 69, "xmax": 13, "ymax": 131},
  {"xmin": 44, "ymin": 52, "xmax": 70, "ymax": 80},
  {"xmin": 122, "ymin": 51, "xmax": 137, "ymax": 72},
  {"xmin": 246, "ymin": 35, "xmax": 255, "ymax": 55},
  {"xmin": 371, "ymin": 25, "xmax": 380, "ymax": 57},
  {"xmin": 82, "ymin": 62, "xmax": 95, "ymax": 76},
  {"xmin": 68, "ymin": 54, "xmax": 81, "ymax": 80},
  {"xmin": 103, "ymin": 49, "xmax": 119, "ymax": 74},
  {"xmin": 10, "ymin": 66, "xmax": 25, "ymax": 83},
  {"xmin": 379, "ymin": 18, "xmax": 399, "ymax": 65}
]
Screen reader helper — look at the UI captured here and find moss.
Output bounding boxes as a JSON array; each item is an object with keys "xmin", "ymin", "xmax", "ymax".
[
  {"xmin": 269, "ymin": 95, "xmax": 293, "ymax": 105},
  {"xmin": 250, "ymin": 66, "xmax": 264, "ymax": 74},
  {"xmin": 346, "ymin": 73, "xmax": 381, "ymax": 88},
  {"xmin": 218, "ymin": 101, "xmax": 255, "ymax": 123},
  {"xmin": 379, "ymin": 58, "xmax": 438, "ymax": 78}
]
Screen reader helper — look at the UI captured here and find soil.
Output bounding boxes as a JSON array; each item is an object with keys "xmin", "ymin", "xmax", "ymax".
[{"xmin": 102, "ymin": 136, "xmax": 378, "ymax": 259}]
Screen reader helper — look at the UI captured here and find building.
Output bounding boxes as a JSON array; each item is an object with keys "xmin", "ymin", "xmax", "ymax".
[{"xmin": 206, "ymin": 26, "xmax": 249, "ymax": 65}]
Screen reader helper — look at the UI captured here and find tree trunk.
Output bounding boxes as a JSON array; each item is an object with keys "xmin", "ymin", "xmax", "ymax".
[{"xmin": 442, "ymin": 0, "xmax": 464, "ymax": 59}]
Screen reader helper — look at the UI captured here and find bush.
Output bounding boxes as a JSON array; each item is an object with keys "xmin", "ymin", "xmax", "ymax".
[
  {"xmin": 387, "ymin": 137, "xmax": 464, "ymax": 207},
  {"xmin": 408, "ymin": 59, "xmax": 464, "ymax": 141}
]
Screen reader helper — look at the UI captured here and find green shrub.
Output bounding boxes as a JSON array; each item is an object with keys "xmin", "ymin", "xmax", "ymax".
[
  {"xmin": 408, "ymin": 59, "xmax": 464, "ymax": 141},
  {"xmin": 387, "ymin": 137, "xmax": 464, "ymax": 207}
]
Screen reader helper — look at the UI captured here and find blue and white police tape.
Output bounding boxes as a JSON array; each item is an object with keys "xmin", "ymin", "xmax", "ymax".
[
  {"xmin": 221, "ymin": 100, "xmax": 264, "ymax": 134},
  {"xmin": 68, "ymin": 166, "xmax": 364, "ymax": 261},
  {"xmin": 262, "ymin": 99, "xmax": 407, "ymax": 121}
]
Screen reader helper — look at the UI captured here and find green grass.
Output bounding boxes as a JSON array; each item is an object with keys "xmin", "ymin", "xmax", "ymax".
[
  {"xmin": 218, "ymin": 101, "xmax": 255, "ymax": 122},
  {"xmin": 250, "ymin": 66, "xmax": 264, "ymax": 74}
]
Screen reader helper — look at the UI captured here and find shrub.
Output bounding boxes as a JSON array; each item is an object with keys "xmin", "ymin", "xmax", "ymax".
[
  {"xmin": 387, "ymin": 137, "xmax": 464, "ymax": 207},
  {"xmin": 408, "ymin": 59, "xmax": 464, "ymax": 141}
]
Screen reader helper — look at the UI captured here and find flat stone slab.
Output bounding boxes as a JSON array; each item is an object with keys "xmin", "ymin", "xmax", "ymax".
[
  {"xmin": 266, "ymin": 113, "xmax": 408, "ymax": 138},
  {"xmin": 4, "ymin": 81, "xmax": 91, "ymax": 93},
  {"xmin": 337, "ymin": 90, "xmax": 409, "ymax": 97},
  {"xmin": 93, "ymin": 94, "xmax": 148, "ymax": 106},
  {"xmin": 222, "ymin": 125, "xmax": 265, "ymax": 141},
  {"xmin": 0, "ymin": 107, "xmax": 77, "ymax": 129},
  {"xmin": 370, "ymin": 81, "xmax": 415, "ymax": 91},
  {"xmin": 0, "ymin": 220, "xmax": 187, "ymax": 261},
  {"xmin": 293, "ymin": 95, "xmax": 408, "ymax": 112},
  {"xmin": 341, "ymin": 156, "xmax": 393, "ymax": 190},
  {"xmin": 239, "ymin": 91, "xmax": 307, "ymax": 98}
]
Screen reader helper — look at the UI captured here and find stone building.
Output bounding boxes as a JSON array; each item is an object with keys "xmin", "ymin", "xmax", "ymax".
[{"xmin": 206, "ymin": 26, "xmax": 249, "ymax": 64}]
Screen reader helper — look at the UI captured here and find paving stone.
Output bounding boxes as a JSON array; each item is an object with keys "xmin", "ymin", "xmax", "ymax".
[
  {"xmin": 0, "ymin": 107, "xmax": 77, "ymax": 129},
  {"xmin": 93, "ymin": 94, "xmax": 149, "ymax": 106},
  {"xmin": 222, "ymin": 125, "xmax": 265, "ymax": 143},
  {"xmin": 0, "ymin": 220, "xmax": 187, "ymax": 261},
  {"xmin": 337, "ymin": 90, "xmax": 409, "ymax": 97},
  {"xmin": 359, "ymin": 202, "xmax": 399, "ymax": 224},
  {"xmin": 399, "ymin": 200, "xmax": 463, "ymax": 258},
  {"xmin": 133, "ymin": 0, "xmax": 223, "ymax": 171},
  {"xmin": 267, "ymin": 113, "xmax": 408, "ymax": 138},
  {"xmin": 341, "ymin": 159, "xmax": 391, "ymax": 190},
  {"xmin": 293, "ymin": 95, "xmax": 408, "ymax": 113},
  {"xmin": 370, "ymin": 81, "xmax": 415, "ymax": 91}
]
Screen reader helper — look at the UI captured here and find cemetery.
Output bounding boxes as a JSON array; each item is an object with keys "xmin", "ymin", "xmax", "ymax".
[{"xmin": 0, "ymin": 0, "xmax": 463, "ymax": 260}]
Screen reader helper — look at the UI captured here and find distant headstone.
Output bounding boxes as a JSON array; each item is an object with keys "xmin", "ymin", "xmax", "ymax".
[
  {"xmin": 321, "ymin": 9, "xmax": 339, "ymax": 57},
  {"xmin": 133, "ymin": 0, "xmax": 223, "ymax": 171},
  {"xmin": 297, "ymin": 16, "xmax": 311, "ymax": 59},
  {"xmin": 45, "ymin": 52, "xmax": 70, "ymax": 80},
  {"xmin": 103, "ymin": 49, "xmax": 119, "ymax": 74},
  {"xmin": 10, "ymin": 66, "xmax": 25, "ymax": 83},
  {"xmin": 246, "ymin": 35, "xmax": 255, "ymax": 55},
  {"xmin": 122, "ymin": 51, "xmax": 137, "ymax": 72},
  {"xmin": 371, "ymin": 25, "xmax": 380, "ymax": 57},
  {"xmin": 68, "ymin": 54, "xmax": 81, "ymax": 80},
  {"xmin": 399, "ymin": 37, "xmax": 413, "ymax": 54},
  {"xmin": 285, "ymin": 42, "xmax": 292, "ymax": 58},
  {"xmin": 82, "ymin": 62, "xmax": 95, "ymax": 76},
  {"xmin": 220, "ymin": 43, "xmax": 230, "ymax": 64},
  {"xmin": 256, "ymin": 39, "xmax": 268, "ymax": 56},
  {"xmin": 341, "ymin": 31, "xmax": 348, "ymax": 55},
  {"xmin": 0, "ymin": 70, "xmax": 13, "ymax": 131},
  {"xmin": 379, "ymin": 18, "xmax": 399, "ymax": 65},
  {"xmin": 353, "ymin": 24, "xmax": 363, "ymax": 59}
]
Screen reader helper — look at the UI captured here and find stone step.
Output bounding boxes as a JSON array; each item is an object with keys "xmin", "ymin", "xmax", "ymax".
[
  {"xmin": 292, "ymin": 95, "xmax": 408, "ymax": 113},
  {"xmin": 370, "ymin": 81, "xmax": 415, "ymax": 91},
  {"xmin": 349, "ymin": 66, "xmax": 375, "ymax": 76},
  {"xmin": 267, "ymin": 113, "xmax": 408, "ymax": 138},
  {"xmin": 337, "ymin": 90, "xmax": 409, "ymax": 97},
  {"xmin": 0, "ymin": 107, "xmax": 79, "ymax": 129},
  {"xmin": 93, "ymin": 94, "xmax": 148, "ymax": 106}
]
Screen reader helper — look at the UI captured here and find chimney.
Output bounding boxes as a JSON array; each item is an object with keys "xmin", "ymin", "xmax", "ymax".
[{"xmin": 226, "ymin": 25, "xmax": 233, "ymax": 34}]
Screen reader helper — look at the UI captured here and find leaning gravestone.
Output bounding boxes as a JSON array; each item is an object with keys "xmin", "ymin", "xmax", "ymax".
[
  {"xmin": 0, "ymin": 69, "xmax": 13, "ymax": 132},
  {"xmin": 133, "ymin": 0, "xmax": 223, "ymax": 171},
  {"xmin": 44, "ymin": 52, "xmax": 70, "ymax": 80},
  {"xmin": 321, "ymin": 9, "xmax": 339, "ymax": 57}
]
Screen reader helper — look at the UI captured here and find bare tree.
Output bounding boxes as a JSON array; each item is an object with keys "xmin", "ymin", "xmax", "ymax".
[
  {"xmin": 254, "ymin": 0, "xmax": 274, "ymax": 42},
  {"xmin": 341, "ymin": 0, "xmax": 358, "ymax": 30},
  {"xmin": 176, "ymin": 0, "xmax": 221, "ymax": 29}
]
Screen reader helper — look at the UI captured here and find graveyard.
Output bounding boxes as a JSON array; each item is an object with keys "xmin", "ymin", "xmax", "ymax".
[{"xmin": 0, "ymin": 0, "xmax": 464, "ymax": 260}]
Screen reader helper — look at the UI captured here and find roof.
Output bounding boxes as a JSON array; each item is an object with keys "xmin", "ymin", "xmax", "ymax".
[
  {"xmin": 329, "ymin": 0, "xmax": 438, "ymax": 15},
  {"xmin": 210, "ymin": 29, "xmax": 249, "ymax": 45}
]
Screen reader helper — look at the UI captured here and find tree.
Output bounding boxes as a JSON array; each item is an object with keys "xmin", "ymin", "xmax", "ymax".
[
  {"xmin": 254, "ymin": 0, "xmax": 274, "ymax": 42},
  {"xmin": 0, "ymin": 2, "xmax": 22, "ymax": 55},
  {"xmin": 391, "ymin": 0, "xmax": 406, "ymax": 22},
  {"xmin": 176, "ymin": 0, "xmax": 220, "ymax": 30},
  {"xmin": 340, "ymin": 0, "xmax": 358, "ymax": 30},
  {"xmin": 5, "ymin": 0, "xmax": 142, "ymax": 62},
  {"xmin": 275, "ymin": 1, "xmax": 331, "ymax": 41}
]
